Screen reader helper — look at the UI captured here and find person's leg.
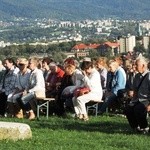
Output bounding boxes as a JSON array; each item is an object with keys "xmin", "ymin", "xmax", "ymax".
[
  {"xmin": 76, "ymin": 93, "xmax": 100, "ymax": 120},
  {"xmin": 99, "ymin": 94, "xmax": 117, "ymax": 114},
  {"xmin": 0, "ymin": 92, "xmax": 7, "ymax": 116},
  {"xmin": 124, "ymin": 105, "xmax": 138, "ymax": 129},
  {"xmin": 72, "ymin": 96, "xmax": 80, "ymax": 116},
  {"xmin": 13, "ymin": 93, "xmax": 23, "ymax": 118},
  {"xmin": 21, "ymin": 93, "xmax": 35, "ymax": 120},
  {"xmin": 134, "ymin": 102, "xmax": 148, "ymax": 129}
]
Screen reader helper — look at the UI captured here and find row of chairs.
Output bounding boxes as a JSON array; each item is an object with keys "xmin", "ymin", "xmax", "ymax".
[
  {"xmin": 36, "ymin": 92, "xmax": 128, "ymax": 120},
  {"xmin": 36, "ymin": 98, "xmax": 103, "ymax": 119}
]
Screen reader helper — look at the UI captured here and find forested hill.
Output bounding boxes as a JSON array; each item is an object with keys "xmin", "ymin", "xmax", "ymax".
[{"xmin": 0, "ymin": 0, "xmax": 150, "ymax": 21}]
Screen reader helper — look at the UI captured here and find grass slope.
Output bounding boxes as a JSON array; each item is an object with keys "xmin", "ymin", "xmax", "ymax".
[{"xmin": 0, "ymin": 115, "xmax": 150, "ymax": 150}]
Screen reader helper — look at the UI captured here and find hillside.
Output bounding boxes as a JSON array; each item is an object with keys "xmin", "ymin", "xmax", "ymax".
[{"xmin": 0, "ymin": 0, "xmax": 150, "ymax": 20}]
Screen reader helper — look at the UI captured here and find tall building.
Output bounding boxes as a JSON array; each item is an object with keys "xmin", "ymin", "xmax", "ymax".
[
  {"xmin": 142, "ymin": 36, "xmax": 150, "ymax": 50},
  {"xmin": 118, "ymin": 35, "xmax": 136, "ymax": 53}
]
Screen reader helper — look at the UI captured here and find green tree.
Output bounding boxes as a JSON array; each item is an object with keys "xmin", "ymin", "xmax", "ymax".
[{"xmin": 133, "ymin": 43, "xmax": 146, "ymax": 54}]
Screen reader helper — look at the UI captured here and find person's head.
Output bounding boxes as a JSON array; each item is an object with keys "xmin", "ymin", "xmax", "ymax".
[
  {"xmin": 64, "ymin": 58, "xmax": 79, "ymax": 68},
  {"xmin": 18, "ymin": 58, "xmax": 28, "ymax": 71},
  {"xmin": 3, "ymin": 58, "xmax": 15, "ymax": 70},
  {"xmin": 135, "ymin": 56, "xmax": 148, "ymax": 73},
  {"xmin": 114, "ymin": 56, "xmax": 123, "ymax": 66},
  {"xmin": 95, "ymin": 57, "xmax": 107, "ymax": 70},
  {"xmin": 42, "ymin": 57, "xmax": 53, "ymax": 69},
  {"xmin": 64, "ymin": 64, "xmax": 76, "ymax": 75},
  {"xmin": 81, "ymin": 61, "xmax": 93, "ymax": 75},
  {"xmin": 108, "ymin": 60, "xmax": 119, "ymax": 73},
  {"xmin": 49, "ymin": 62, "xmax": 58, "ymax": 73},
  {"xmin": 28, "ymin": 57, "xmax": 39, "ymax": 71}
]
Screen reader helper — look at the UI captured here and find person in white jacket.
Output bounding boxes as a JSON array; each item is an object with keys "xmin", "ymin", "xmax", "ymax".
[
  {"xmin": 17, "ymin": 57, "xmax": 45, "ymax": 120},
  {"xmin": 72, "ymin": 61, "xmax": 103, "ymax": 121}
]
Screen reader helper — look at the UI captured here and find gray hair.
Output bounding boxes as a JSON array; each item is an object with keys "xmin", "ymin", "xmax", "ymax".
[{"xmin": 136, "ymin": 56, "xmax": 148, "ymax": 65}]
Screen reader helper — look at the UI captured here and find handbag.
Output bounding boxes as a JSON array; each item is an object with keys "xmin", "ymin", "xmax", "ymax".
[{"xmin": 74, "ymin": 87, "xmax": 90, "ymax": 97}]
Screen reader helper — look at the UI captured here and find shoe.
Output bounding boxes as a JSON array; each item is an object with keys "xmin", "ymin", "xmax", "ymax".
[
  {"xmin": 28, "ymin": 111, "xmax": 35, "ymax": 120},
  {"xmin": 83, "ymin": 117, "xmax": 89, "ymax": 121},
  {"xmin": 15, "ymin": 109, "xmax": 23, "ymax": 119},
  {"xmin": 136, "ymin": 127, "xmax": 149, "ymax": 134},
  {"xmin": 82, "ymin": 114, "xmax": 89, "ymax": 121},
  {"xmin": 79, "ymin": 114, "xmax": 83, "ymax": 120}
]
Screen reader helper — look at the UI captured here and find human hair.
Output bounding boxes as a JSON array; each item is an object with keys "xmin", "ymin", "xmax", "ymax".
[
  {"xmin": 29, "ymin": 57, "xmax": 40, "ymax": 67},
  {"xmin": 42, "ymin": 57, "xmax": 53, "ymax": 65},
  {"xmin": 4, "ymin": 57, "xmax": 15, "ymax": 65},
  {"xmin": 96, "ymin": 57, "xmax": 108, "ymax": 68},
  {"xmin": 65, "ymin": 64, "xmax": 76, "ymax": 71},
  {"xmin": 114, "ymin": 56, "xmax": 123, "ymax": 66},
  {"xmin": 136, "ymin": 56, "xmax": 148, "ymax": 65},
  {"xmin": 80, "ymin": 61, "xmax": 93, "ymax": 70}
]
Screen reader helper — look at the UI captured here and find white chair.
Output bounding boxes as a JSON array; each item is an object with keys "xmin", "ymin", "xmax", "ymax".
[
  {"xmin": 36, "ymin": 97, "xmax": 55, "ymax": 120},
  {"xmin": 86, "ymin": 101, "xmax": 103, "ymax": 116}
]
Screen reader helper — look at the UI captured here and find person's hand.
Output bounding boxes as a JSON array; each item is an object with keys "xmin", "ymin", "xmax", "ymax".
[
  {"xmin": 22, "ymin": 90, "xmax": 27, "ymax": 96},
  {"xmin": 146, "ymin": 105, "xmax": 150, "ymax": 112},
  {"xmin": 128, "ymin": 90, "xmax": 134, "ymax": 98}
]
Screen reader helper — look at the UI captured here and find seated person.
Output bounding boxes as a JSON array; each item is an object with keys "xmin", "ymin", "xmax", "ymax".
[
  {"xmin": 17, "ymin": 57, "xmax": 45, "ymax": 120},
  {"xmin": 124, "ymin": 56, "xmax": 150, "ymax": 134},
  {"xmin": 0, "ymin": 58, "xmax": 19, "ymax": 117},
  {"xmin": 45, "ymin": 62, "xmax": 64, "ymax": 98},
  {"xmin": 99, "ymin": 60, "xmax": 126, "ymax": 114},
  {"xmin": 42, "ymin": 57, "xmax": 53, "ymax": 81},
  {"xmin": 7, "ymin": 58, "xmax": 31, "ymax": 118},
  {"xmin": 72, "ymin": 61, "xmax": 103, "ymax": 121},
  {"xmin": 56, "ymin": 64, "xmax": 84, "ymax": 116}
]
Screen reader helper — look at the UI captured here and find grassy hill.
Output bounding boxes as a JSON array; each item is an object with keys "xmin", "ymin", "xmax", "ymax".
[
  {"xmin": 0, "ymin": 0, "xmax": 150, "ymax": 20},
  {"xmin": 0, "ymin": 115, "xmax": 150, "ymax": 149}
]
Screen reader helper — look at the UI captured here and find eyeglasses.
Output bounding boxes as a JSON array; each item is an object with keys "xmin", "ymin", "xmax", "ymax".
[{"xmin": 18, "ymin": 64, "xmax": 25, "ymax": 66}]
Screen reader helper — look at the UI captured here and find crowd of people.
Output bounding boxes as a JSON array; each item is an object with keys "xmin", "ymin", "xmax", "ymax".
[{"xmin": 0, "ymin": 55, "xmax": 150, "ymax": 134}]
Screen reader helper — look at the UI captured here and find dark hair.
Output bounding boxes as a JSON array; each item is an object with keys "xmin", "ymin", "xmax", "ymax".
[
  {"xmin": 4, "ymin": 57, "xmax": 15, "ymax": 65},
  {"xmin": 42, "ymin": 57, "xmax": 53, "ymax": 65},
  {"xmin": 80, "ymin": 61, "xmax": 93, "ymax": 70}
]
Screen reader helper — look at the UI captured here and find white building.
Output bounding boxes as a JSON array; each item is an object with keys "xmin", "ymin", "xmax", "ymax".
[
  {"xmin": 118, "ymin": 35, "xmax": 136, "ymax": 53},
  {"xmin": 0, "ymin": 41, "xmax": 11, "ymax": 47},
  {"xmin": 142, "ymin": 36, "xmax": 150, "ymax": 50}
]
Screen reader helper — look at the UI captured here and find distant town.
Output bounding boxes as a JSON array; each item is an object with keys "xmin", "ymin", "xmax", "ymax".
[{"xmin": 0, "ymin": 18, "xmax": 150, "ymax": 59}]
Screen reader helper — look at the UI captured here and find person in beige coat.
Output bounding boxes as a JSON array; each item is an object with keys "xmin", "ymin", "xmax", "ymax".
[{"xmin": 17, "ymin": 57, "xmax": 45, "ymax": 120}]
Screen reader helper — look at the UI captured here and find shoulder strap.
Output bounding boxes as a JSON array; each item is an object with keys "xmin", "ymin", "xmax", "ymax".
[{"xmin": 137, "ymin": 72, "xmax": 149, "ymax": 91}]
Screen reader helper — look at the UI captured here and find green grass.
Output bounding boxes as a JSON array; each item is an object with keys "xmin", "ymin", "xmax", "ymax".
[{"xmin": 0, "ymin": 114, "xmax": 150, "ymax": 150}]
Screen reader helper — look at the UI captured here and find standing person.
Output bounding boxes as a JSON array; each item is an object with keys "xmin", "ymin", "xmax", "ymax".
[
  {"xmin": 99, "ymin": 60, "xmax": 126, "ymax": 114},
  {"xmin": 124, "ymin": 57, "xmax": 150, "ymax": 134},
  {"xmin": 72, "ymin": 61, "xmax": 103, "ymax": 121},
  {"xmin": 0, "ymin": 58, "xmax": 19, "ymax": 117},
  {"xmin": 17, "ymin": 57, "xmax": 45, "ymax": 120}
]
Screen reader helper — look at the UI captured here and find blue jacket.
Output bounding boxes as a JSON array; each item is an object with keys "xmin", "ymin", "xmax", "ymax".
[{"xmin": 111, "ymin": 67, "xmax": 126, "ymax": 95}]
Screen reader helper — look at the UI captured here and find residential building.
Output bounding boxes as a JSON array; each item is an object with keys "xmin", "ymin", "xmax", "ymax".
[
  {"xmin": 142, "ymin": 36, "xmax": 150, "ymax": 50},
  {"xmin": 118, "ymin": 35, "xmax": 136, "ymax": 53}
]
